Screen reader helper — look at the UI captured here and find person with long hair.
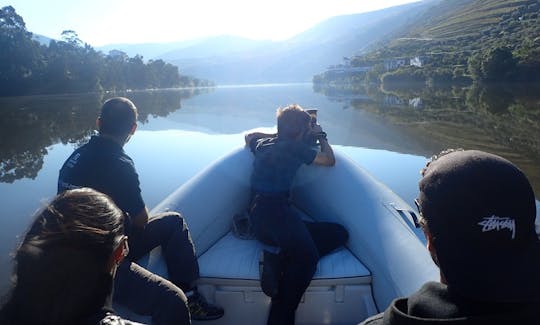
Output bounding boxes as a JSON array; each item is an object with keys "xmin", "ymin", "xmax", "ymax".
[{"xmin": 0, "ymin": 188, "xmax": 143, "ymax": 325}]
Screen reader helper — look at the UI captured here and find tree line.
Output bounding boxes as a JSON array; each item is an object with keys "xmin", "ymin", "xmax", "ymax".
[{"xmin": 0, "ymin": 6, "xmax": 213, "ymax": 97}]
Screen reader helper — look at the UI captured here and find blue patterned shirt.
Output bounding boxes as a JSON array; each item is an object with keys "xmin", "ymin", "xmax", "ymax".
[{"xmin": 249, "ymin": 136, "xmax": 317, "ymax": 195}]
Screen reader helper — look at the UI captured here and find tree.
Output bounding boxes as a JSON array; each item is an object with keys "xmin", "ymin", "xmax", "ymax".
[
  {"xmin": 481, "ymin": 47, "xmax": 517, "ymax": 82},
  {"xmin": 0, "ymin": 6, "xmax": 41, "ymax": 96},
  {"xmin": 61, "ymin": 30, "xmax": 83, "ymax": 47},
  {"xmin": 467, "ymin": 52, "xmax": 483, "ymax": 81},
  {"xmin": 126, "ymin": 55, "xmax": 147, "ymax": 89},
  {"xmin": 468, "ymin": 47, "xmax": 517, "ymax": 83},
  {"xmin": 0, "ymin": 7, "xmax": 207, "ymax": 96},
  {"xmin": 365, "ymin": 64, "xmax": 385, "ymax": 84}
]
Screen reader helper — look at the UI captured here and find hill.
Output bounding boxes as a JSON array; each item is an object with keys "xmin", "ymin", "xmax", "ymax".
[
  {"xmin": 98, "ymin": 2, "xmax": 429, "ymax": 84},
  {"xmin": 32, "ymin": 33, "xmax": 53, "ymax": 45},
  {"xmin": 316, "ymin": 0, "xmax": 540, "ymax": 86},
  {"xmin": 381, "ymin": 0, "xmax": 540, "ymax": 56},
  {"xmin": 97, "ymin": 36, "xmax": 267, "ymax": 60}
]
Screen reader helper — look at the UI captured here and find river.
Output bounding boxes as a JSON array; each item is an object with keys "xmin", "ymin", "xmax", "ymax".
[{"xmin": 0, "ymin": 82, "xmax": 539, "ymax": 295}]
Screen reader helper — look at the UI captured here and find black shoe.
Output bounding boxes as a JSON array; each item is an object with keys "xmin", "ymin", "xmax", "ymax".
[
  {"xmin": 187, "ymin": 290, "xmax": 224, "ymax": 321},
  {"xmin": 259, "ymin": 250, "xmax": 282, "ymax": 298}
]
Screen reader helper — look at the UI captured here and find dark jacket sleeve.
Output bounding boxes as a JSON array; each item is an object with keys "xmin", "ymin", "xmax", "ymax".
[{"xmin": 358, "ymin": 312, "xmax": 384, "ymax": 325}]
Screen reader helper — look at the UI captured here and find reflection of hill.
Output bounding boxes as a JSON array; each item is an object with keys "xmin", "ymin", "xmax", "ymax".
[
  {"xmin": 0, "ymin": 89, "xmax": 209, "ymax": 183},
  {"xmin": 319, "ymin": 83, "xmax": 540, "ymax": 194},
  {"xmin": 389, "ymin": 109, "xmax": 540, "ymax": 196},
  {"xmin": 372, "ymin": 84, "xmax": 540, "ymax": 157}
]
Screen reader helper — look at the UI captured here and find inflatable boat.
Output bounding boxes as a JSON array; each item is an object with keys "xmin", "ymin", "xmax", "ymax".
[{"xmin": 141, "ymin": 147, "xmax": 438, "ymax": 324}]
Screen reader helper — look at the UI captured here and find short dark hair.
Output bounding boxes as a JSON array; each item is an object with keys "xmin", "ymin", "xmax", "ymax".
[
  {"xmin": 99, "ymin": 97, "xmax": 138, "ymax": 136},
  {"xmin": 0, "ymin": 188, "xmax": 125, "ymax": 324},
  {"xmin": 276, "ymin": 104, "xmax": 311, "ymax": 140}
]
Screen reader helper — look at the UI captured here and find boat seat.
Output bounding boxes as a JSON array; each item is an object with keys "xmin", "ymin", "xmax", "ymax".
[
  {"xmin": 191, "ymin": 231, "xmax": 377, "ymax": 325},
  {"xmin": 197, "ymin": 231, "xmax": 372, "ymax": 286},
  {"xmin": 124, "ymin": 231, "xmax": 376, "ymax": 325},
  {"xmin": 138, "ymin": 207, "xmax": 377, "ymax": 324}
]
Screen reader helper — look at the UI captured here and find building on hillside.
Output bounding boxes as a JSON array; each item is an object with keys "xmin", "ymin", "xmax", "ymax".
[
  {"xmin": 410, "ymin": 56, "xmax": 424, "ymax": 67},
  {"xmin": 383, "ymin": 58, "xmax": 408, "ymax": 71},
  {"xmin": 382, "ymin": 56, "xmax": 427, "ymax": 70}
]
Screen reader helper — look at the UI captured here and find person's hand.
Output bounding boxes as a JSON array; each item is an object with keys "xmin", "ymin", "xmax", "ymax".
[
  {"xmin": 311, "ymin": 124, "xmax": 323, "ymax": 134},
  {"xmin": 310, "ymin": 124, "xmax": 328, "ymax": 142}
]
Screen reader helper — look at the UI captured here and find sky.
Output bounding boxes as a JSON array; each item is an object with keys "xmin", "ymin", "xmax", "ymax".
[{"xmin": 5, "ymin": 0, "xmax": 420, "ymax": 46}]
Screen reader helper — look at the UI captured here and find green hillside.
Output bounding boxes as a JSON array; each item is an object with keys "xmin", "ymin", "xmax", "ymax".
[
  {"xmin": 407, "ymin": 0, "xmax": 526, "ymax": 40},
  {"xmin": 387, "ymin": 0, "xmax": 540, "ymax": 54},
  {"xmin": 316, "ymin": 0, "xmax": 540, "ymax": 86}
]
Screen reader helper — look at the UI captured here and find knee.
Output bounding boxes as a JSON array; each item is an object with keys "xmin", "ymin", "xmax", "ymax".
[
  {"xmin": 159, "ymin": 212, "xmax": 188, "ymax": 230},
  {"xmin": 294, "ymin": 243, "xmax": 319, "ymax": 267},
  {"xmin": 156, "ymin": 284, "xmax": 190, "ymax": 324}
]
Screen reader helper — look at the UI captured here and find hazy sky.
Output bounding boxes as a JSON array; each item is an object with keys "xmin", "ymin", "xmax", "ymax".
[{"xmin": 6, "ymin": 0, "xmax": 420, "ymax": 46}]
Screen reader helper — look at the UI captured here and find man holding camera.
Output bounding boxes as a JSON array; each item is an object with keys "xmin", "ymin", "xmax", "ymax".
[{"xmin": 244, "ymin": 104, "xmax": 349, "ymax": 325}]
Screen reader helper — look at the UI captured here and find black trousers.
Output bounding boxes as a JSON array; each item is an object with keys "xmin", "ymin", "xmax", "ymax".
[
  {"xmin": 250, "ymin": 196, "xmax": 349, "ymax": 325},
  {"xmin": 114, "ymin": 212, "xmax": 198, "ymax": 325}
]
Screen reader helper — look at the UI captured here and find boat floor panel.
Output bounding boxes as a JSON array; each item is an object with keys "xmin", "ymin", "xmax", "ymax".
[{"xmin": 198, "ymin": 231, "xmax": 371, "ymax": 284}]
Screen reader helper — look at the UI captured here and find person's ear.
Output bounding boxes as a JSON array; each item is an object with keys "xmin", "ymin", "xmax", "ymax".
[
  {"xmin": 424, "ymin": 228, "xmax": 441, "ymax": 267},
  {"xmin": 96, "ymin": 117, "xmax": 102, "ymax": 131},
  {"xmin": 130, "ymin": 122, "xmax": 137, "ymax": 135},
  {"xmin": 108, "ymin": 236, "xmax": 129, "ymax": 273},
  {"xmin": 424, "ymin": 228, "xmax": 447, "ymax": 283},
  {"xmin": 424, "ymin": 229, "xmax": 435, "ymax": 257}
]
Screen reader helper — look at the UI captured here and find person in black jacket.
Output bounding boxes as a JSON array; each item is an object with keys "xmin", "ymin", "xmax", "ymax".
[
  {"xmin": 361, "ymin": 149, "xmax": 540, "ymax": 325},
  {"xmin": 0, "ymin": 188, "xmax": 145, "ymax": 325},
  {"xmin": 57, "ymin": 97, "xmax": 223, "ymax": 323}
]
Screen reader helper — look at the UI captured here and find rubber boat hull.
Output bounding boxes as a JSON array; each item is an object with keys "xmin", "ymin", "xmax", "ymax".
[{"xmin": 128, "ymin": 147, "xmax": 437, "ymax": 324}]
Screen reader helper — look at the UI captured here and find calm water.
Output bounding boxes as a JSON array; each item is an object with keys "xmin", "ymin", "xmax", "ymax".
[{"xmin": 1, "ymin": 83, "xmax": 539, "ymax": 294}]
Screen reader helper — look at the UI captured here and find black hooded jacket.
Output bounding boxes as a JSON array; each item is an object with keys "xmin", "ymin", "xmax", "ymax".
[{"xmin": 360, "ymin": 282, "xmax": 538, "ymax": 325}]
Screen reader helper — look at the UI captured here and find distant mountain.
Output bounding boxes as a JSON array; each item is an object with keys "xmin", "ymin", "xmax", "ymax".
[
  {"xmin": 163, "ymin": 3, "xmax": 429, "ymax": 84},
  {"xmin": 97, "ymin": 35, "xmax": 275, "ymax": 61},
  {"xmin": 98, "ymin": 39, "xmax": 201, "ymax": 59},
  {"xmin": 158, "ymin": 35, "xmax": 274, "ymax": 60},
  {"xmin": 32, "ymin": 33, "xmax": 53, "ymax": 46},
  {"xmin": 97, "ymin": 2, "xmax": 430, "ymax": 84}
]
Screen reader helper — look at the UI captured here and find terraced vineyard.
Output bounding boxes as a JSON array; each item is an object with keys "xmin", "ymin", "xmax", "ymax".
[
  {"xmin": 383, "ymin": 0, "xmax": 540, "ymax": 57},
  {"xmin": 408, "ymin": 0, "xmax": 529, "ymax": 40}
]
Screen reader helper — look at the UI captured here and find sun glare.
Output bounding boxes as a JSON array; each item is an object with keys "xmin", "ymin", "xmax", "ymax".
[{"xmin": 9, "ymin": 0, "xmax": 420, "ymax": 45}]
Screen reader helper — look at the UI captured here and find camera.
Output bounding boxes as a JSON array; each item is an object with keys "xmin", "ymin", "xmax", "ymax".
[
  {"xmin": 303, "ymin": 109, "xmax": 320, "ymax": 145},
  {"xmin": 307, "ymin": 109, "xmax": 317, "ymax": 127}
]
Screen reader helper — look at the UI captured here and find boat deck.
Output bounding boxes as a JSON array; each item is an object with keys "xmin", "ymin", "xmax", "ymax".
[{"xmin": 192, "ymin": 231, "xmax": 377, "ymax": 325}]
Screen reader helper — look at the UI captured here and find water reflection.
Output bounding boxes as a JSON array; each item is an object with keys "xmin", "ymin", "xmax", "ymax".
[
  {"xmin": 0, "ymin": 88, "xmax": 210, "ymax": 183},
  {"xmin": 0, "ymin": 94, "xmax": 100, "ymax": 183},
  {"xmin": 0, "ymin": 84, "xmax": 539, "ymax": 296},
  {"xmin": 314, "ymin": 82, "xmax": 540, "ymax": 193}
]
